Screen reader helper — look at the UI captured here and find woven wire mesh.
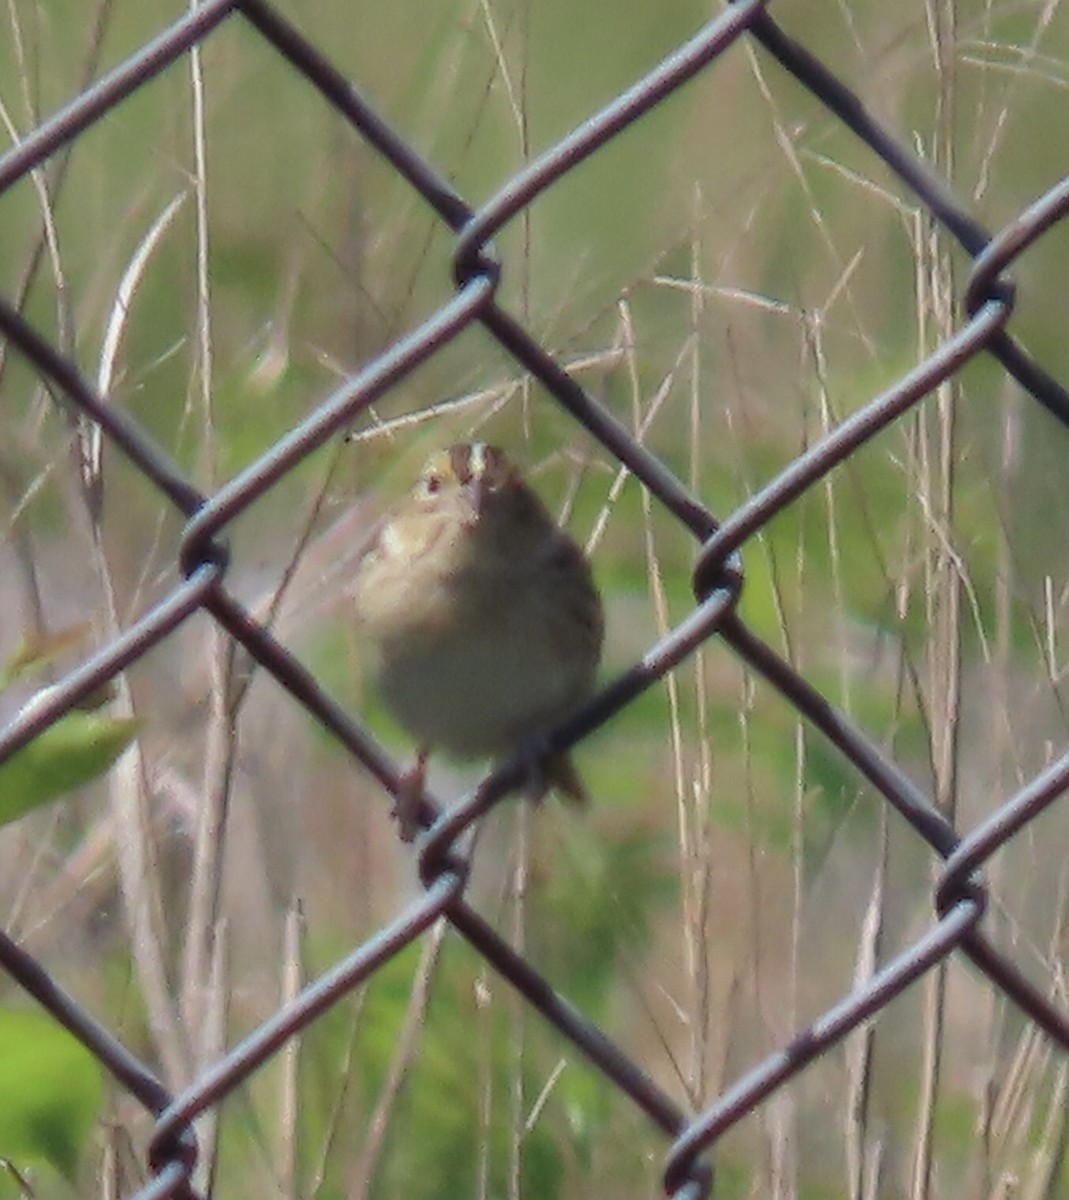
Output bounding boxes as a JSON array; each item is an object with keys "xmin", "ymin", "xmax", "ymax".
[{"xmin": 2, "ymin": 1, "xmax": 1069, "ymax": 1197}]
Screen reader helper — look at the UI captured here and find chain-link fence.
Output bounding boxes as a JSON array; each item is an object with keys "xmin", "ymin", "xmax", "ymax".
[{"xmin": 2, "ymin": 1, "xmax": 1069, "ymax": 1198}]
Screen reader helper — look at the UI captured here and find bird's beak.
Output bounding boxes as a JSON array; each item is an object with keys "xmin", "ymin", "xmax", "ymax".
[{"xmin": 463, "ymin": 478, "xmax": 488, "ymax": 519}]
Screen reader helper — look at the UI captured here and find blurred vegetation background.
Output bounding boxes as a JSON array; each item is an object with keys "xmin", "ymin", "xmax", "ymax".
[{"xmin": 3, "ymin": 0, "xmax": 1069, "ymax": 1197}]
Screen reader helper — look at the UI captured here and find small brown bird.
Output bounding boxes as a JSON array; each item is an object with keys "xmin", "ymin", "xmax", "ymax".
[{"xmin": 352, "ymin": 443, "xmax": 603, "ymax": 836}]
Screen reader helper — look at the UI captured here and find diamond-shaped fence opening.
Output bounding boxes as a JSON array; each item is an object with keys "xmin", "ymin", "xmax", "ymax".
[{"xmin": 2, "ymin": 2, "xmax": 1069, "ymax": 1198}]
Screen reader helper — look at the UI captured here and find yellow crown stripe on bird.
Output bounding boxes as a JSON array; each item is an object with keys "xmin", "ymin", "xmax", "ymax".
[
  {"xmin": 352, "ymin": 441, "xmax": 603, "ymax": 839},
  {"xmin": 419, "ymin": 443, "xmax": 512, "ymax": 488}
]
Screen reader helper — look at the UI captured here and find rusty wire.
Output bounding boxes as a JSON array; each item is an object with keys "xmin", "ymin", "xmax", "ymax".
[{"xmin": 2, "ymin": 1, "xmax": 1069, "ymax": 1198}]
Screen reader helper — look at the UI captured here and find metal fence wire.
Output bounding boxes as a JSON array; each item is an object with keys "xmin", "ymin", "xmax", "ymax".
[{"xmin": 2, "ymin": 1, "xmax": 1069, "ymax": 1197}]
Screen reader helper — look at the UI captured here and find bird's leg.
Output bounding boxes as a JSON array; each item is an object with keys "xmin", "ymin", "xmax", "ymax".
[{"xmin": 393, "ymin": 748, "xmax": 429, "ymax": 843}]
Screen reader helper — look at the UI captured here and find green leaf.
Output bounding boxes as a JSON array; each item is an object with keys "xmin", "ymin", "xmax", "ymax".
[
  {"xmin": 0, "ymin": 709, "xmax": 138, "ymax": 826},
  {"xmin": 0, "ymin": 1008, "xmax": 103, "ymax": 1179},
  {"xmin": 1, "ymin": 627, "xmax": 95, "ymax": 690}
]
